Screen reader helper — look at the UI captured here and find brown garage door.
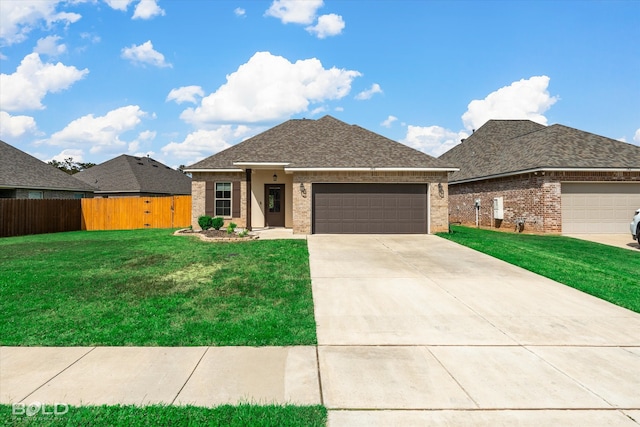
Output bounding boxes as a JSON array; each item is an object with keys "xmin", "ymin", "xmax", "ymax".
[{"xmin": 313, "ymin": 183, "xmax": 428, "ymax": 234}]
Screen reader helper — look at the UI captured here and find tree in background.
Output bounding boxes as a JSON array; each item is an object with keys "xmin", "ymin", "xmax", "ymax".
[{"xmin": 48, "ymin": 157, "xmax": 96, "ymax": 175}]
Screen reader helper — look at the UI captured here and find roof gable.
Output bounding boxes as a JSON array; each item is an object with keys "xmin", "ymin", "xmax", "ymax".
[
  {"xmin": 0, "ymin": 140, "xmax": 95, "ymax": 192},
  {"xmin": 188, "ymin": 115, "xmax": 456, "ymax": 170},
  {"xmin": 440, "ymin": 120, "xmax": 640, "ymax": 182},
  {"xmin": 75, "ymin": 155, "xmax": 191, "ymax": 194}
]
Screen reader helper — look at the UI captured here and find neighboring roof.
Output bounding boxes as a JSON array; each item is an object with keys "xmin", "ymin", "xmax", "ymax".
[
  {"xmin": 0, "ymin": 140, "xmax": 95, "ymax": 192},
  {"xmin": 187, "ymin": 115, "xmax": 457, "ymax": 171},
  {"xmin": 75, "ymin": 155, "xmax": 191, "ymax": 194},
  {"xmin": 439, "ymin": 120, "xmax": 640, "ymax": 183}
]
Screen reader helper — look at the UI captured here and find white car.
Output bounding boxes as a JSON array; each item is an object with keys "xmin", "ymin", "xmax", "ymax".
[{"xmin": 631, "ymin": 208, "xmax": 640, "ymax": 244}]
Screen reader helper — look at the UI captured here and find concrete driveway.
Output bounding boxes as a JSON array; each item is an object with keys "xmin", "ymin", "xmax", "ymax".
[
  {"xmin": 308, "ymin": 234, "xmax": 640, "ymax": 426},
  {"xmin": 565, "ymin": 233, "xmax": 640, "ymax": 251}
]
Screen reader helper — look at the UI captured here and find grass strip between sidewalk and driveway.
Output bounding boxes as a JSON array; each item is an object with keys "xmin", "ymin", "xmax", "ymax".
[
  {"xmin": 0, "ymin": 404, "xmax": 327, "ymax": 427},
  {"xmin": 438, "ymin": 226, "xmax": 640, "ymax": 313},
  {"xmin": 0, "ymin": 229, "xmax": 316, "ymax": 346}
]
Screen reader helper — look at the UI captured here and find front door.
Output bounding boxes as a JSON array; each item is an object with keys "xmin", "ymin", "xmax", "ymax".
[{"xmin": 265, "ymin": 184, "xmax": 285, "ymax": 227}]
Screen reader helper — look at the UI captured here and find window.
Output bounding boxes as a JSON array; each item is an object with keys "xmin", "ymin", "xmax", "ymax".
[
  {"xmin": 74, "ymin": 193, "xmax": 85, "ymax": 199},
  {"xmin": 28, "ymin": 191, "xmax": 43, "ymax": 199},
  {"xmin": 215, "ymin": 182, "xmax": 231, "ymax": 216}
]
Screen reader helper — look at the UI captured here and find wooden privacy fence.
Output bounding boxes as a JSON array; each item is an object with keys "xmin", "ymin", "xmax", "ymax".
[
  {"xmin": 0, "ymin": 199, "xmax": 82, "ymax": 238},
  {"xmin": 0, "ymin": 196, "xmax": 192, "ymax": 237},
  {"xmin": 81, "ymin": 196, "xmax": 191, "ymax": 231}
]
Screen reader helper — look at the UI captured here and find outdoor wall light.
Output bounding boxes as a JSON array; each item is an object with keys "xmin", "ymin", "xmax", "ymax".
[
  {"xmin": 273, "ymin": 173, "xmax": 277, "ymax": 182},
  {"xmin": 300, "ymin": 182, "xmax": 307, "ymax": 198},
  {"xmin": 438, "ymin": 182, "xmax": 445, "ymax": 198}
]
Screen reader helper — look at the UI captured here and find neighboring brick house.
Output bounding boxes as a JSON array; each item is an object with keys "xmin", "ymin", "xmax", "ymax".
[
  {"xmin": 75, "ymin": 155, "xmax": 191, "ymax": 198},
  {"xmin": 185, "ymin": 115, "xmax": 458, "ymax": 234},
  {"xmin": 0, "ymin": 140, "xmax": 95, "ymax": 199},
  {"xmin": 439, "ymin": 120, "xmax": 640, "ymax": 234}
]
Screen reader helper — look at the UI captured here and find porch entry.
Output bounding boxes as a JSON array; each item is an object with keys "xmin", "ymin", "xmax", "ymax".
[{"xmin": 265, "ymin": 184, "xmax": 285, "ymax": 227}]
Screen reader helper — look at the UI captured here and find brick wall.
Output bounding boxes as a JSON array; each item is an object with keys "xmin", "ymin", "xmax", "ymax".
[
  {"xmin": 449, "ymin": 171, "xmax": 640, "ymax": 233},
  {"xmin": 292, "ymin": 171, "xmax": 450, "ymax": 234},
  {"xmin": 191, "ymin": 172, "xmax": 245, "ymax": 230}
]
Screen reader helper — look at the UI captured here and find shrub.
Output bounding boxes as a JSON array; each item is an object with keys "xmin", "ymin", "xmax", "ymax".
[
  {"xmin": 198, "ymin": 215, "xmax": 213, "ymax": 230},
  {"xmin": 226, "ymin": 222, "xmax": 238, "ymax": 234},
  {"xmin": 212, "ymin": 216, "xmax": 225, "ymax": 230}
]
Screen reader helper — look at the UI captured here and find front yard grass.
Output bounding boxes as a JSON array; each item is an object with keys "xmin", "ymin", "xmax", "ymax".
[
  {"xmin": 0, "ymin": 229, "xmax": 316, "ymax": 346},
  {"xmin": 438, "ymin": 226, "xmax": 640, "ymax": 313},
  {"xmin": 0, "ymin": 403, "xmax": 327, "ymax": 427}
]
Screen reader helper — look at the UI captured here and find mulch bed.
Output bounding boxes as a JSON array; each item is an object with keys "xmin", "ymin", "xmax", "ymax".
[{"xmin": 175, "ymin": 228, "xmax": 258, "ymax": 242}]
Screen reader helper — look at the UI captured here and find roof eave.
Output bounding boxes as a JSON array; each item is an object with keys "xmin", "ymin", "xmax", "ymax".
[
  {"xmin": 284, "ymin": 167, "xmax": 459, "ymax": 173},
  {"xmin": 451, "ymin": 167, "xmax": 640, "ymax": 184},
  {"xmin": 232, "ymin": 162, "xmax": 290, "ymax": 170},
  {"xmin": 183, "ymin": 168, "xmax": 244, "ymax": 173},
  {"xmin": 0, "ymin": 184, "xmax": 95, "ymax": 192}
]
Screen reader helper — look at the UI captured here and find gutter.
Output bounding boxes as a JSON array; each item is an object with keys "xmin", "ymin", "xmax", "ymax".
[
  {"xmin": 450, "ymin": 167, "xmax": 640, "ymax": 185},
  {"xmin": 283, "ymin": 167, "xmax": 459, "ymax": 173}
]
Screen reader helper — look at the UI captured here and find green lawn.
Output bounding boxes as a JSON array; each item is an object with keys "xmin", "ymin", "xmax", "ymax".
[
  {"xmin": 438, "ymin": 226, "xmax": 640, "ymax": 313},
  {"xmin": 0, "ymin": 404, "xmax": 327, "ymax": 427},
  {"xmin": 0, "ymin": 229, "xmax": 317, "ymax": 346}
]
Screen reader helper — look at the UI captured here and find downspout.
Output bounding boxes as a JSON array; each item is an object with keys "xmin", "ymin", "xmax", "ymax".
[{"xmin": 246, "ymin": 169, "xmax": 252, "ymax": 231}]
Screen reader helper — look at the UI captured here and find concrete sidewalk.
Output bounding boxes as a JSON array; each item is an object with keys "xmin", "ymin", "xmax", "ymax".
[
  {"xmin": 2, "ymin": 234, "xmax": 639, "ymax": 426},
  {"xmin": 1, "ymin": 346, "xmax": 320, "ymax": 406}
]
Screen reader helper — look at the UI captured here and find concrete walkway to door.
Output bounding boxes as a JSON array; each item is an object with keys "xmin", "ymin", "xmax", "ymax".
[{"xmin": 308, "ymin": 234, "xmax": 640, "ymax": 426}]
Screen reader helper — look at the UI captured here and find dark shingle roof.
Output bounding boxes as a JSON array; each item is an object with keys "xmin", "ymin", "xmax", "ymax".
[
  {"xmin": 187, "ymin": 115, "xmax": 456, "ymax": 170},
  {"xmin": 74, "ymin": 155, "xmax": 191, "ymax": 195},
  {"xmin": 439, "ymin": 120, "xmax": 640, "ymax": 183},
  {"xmin": 0, "ymin": 140, "xmax": 95, "ymax": 192}
]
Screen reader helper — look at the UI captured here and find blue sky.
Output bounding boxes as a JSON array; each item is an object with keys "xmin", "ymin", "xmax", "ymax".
[{"xmin": 1, "ymin": 0, "xmax": 638, "ymax": 168}]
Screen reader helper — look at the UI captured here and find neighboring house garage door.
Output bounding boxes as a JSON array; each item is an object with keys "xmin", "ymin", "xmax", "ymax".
[
  {"xmin": 561, "ymin": 183, "xmax": 640, "ymax": 233},
  {"xmin": 313, "ymin": 183, "xmax": 428, "ymax": 234}
]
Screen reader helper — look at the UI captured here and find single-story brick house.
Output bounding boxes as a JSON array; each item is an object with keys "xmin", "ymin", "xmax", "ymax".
[
  {"xmin": 439, "ymin": 120, "xmax": 640, "ymax": 234},
  {"xmin": 185, "ymin": 115, "xmax": 458, "ymax": 234},
  {"xmin": 0, "ymin": 140, "xmax": 95, "ymax": 199},
  {"xmin": 75, "ymin": 155, "xmax": 191, "ymax": 198}
]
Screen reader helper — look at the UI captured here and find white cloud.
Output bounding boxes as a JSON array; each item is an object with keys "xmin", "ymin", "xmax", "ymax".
[
  {"xmin": 138, "ymin": 129, "xmax": 156, "ymax": 141},
  {"xmin": 0, "ymin": 0, "xmax": 82, "ymax": 46},
  {"xmin": 310, "ymin": 106, "xmax": 327, "ymax": 116},
  {"xmin": 634, "ymin": 128, "xmax": 640, "ymax": 144},
  {"xmin": 161, "ymin": 127, "xmax": 235, "ymax": 162},
  {"xmin": 0, "ymin": 111, "xmax": 38, "ymax": 139},
  {"xmin": 166, "ymin": 85, "xmax": 204, "ymax": 104},
  {"xmin": 45, "ymin": 105, "xmax": 148, "ymax": 154},
  {"xmin": 34, "ymin": 35, "xmax": 67, "ymax": 57},
  {"xmin": 180, "ymin": 51, "xmax": 361, "ymax": 126},
  {"xmin": 104, "ymin": 0, "xmax": 136, "ymax": 11},
  {"xmin": 234, "ymin": 7, "xmax": 246, "ymax": 17},
  {"xmin": 402, "ymin": 125, "xmax": 469, "ymax": 157},
  {"xmin": 461, "ymin": 75, "xmax": 558, "ymax": 131},
  {"xmin": 403, "ymin": 76, "xmax": 560, "ymax": 156},
  {"xmin": 381, "ymin": 115, "xmax": 397, "ymax": 128},
  {"xmin": 49, "ymin": 148, "xmax": 84, "ymax": 163},
  {"xmin": 355, "ymin": 83, "xmax": 382, "ymax": 100},
  {"xmin": 121, "ymin": 40, "xmax": 171, "ymax": 68},
  {"xmin": 0, "ymin": 52, "xmax": 89, "ymax": 112},
  {"xmin": 133, "ymin": 0, "xmax": 165, "ymax": 20},
  {"xmin": 265, "ymin": 0, "xmax": 323, "ymax": 24},
  {"xmin": 128, "ymin": 129, "xmax": 156, "ymax": 152},
  {"xmin": 306, "ymin": 13, "xmax": 344, "ymax": 38}
]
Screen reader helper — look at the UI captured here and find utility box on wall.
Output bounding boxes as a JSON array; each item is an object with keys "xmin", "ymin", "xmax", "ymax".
[{"xmin": 493, "ymin": 197, "xmax": 504, "ymax": 220}]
